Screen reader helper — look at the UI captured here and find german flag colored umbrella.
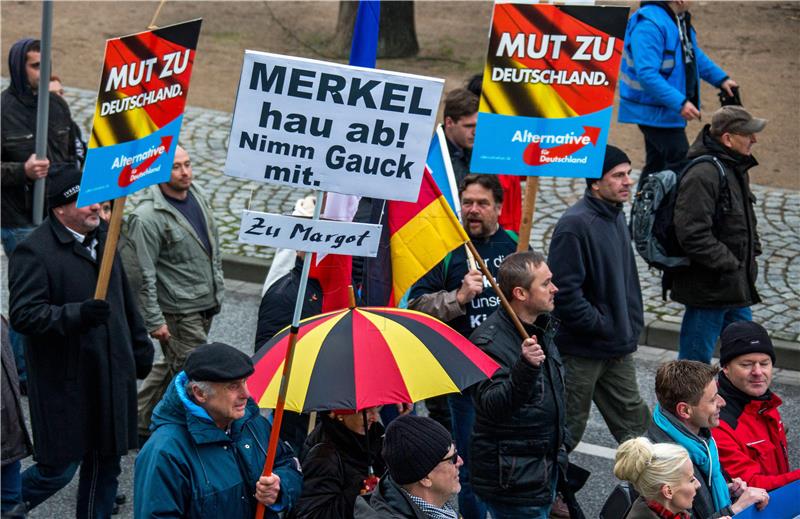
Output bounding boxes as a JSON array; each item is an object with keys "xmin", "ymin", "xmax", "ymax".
[{"xmin": 250, "ymin": 306, "xmax": 500, "ymax": 412}]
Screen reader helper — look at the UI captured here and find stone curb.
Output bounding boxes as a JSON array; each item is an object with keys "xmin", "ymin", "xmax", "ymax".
[{"xmin": 221, "ymin": 252, "xmax": 800, "ymax": 371}]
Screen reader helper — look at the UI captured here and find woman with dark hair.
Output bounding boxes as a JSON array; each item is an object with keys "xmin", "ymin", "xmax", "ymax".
[{"xmin": 291, "ymin": 406, "xmax": 386, "ymax": 519}]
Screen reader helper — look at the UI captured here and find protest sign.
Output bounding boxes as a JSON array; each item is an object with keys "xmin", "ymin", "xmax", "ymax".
[
  {"xmin": 471, "ymin": 4, "xmax": 629, "ymax": 178},
  {"xmin": 225, "ymin": 52, "xmax": 443, "ymax": 202},
  {"xmin": 238, "ymin": 210, "xmax": 382, "ymax": 257},
  {"xmin": 77, "ymin": 19, "xmax": 202, "ymax": 207}
]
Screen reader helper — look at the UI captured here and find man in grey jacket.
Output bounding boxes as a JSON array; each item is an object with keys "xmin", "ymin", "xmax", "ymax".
[{"xmin": 124, "ymin": 145, "xmax": 224, "ymax": 443}]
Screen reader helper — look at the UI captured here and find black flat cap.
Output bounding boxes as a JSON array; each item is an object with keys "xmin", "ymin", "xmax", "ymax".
[{"xmin": 183, "ymin": 342, "xmax": 255, "ymax": 382}]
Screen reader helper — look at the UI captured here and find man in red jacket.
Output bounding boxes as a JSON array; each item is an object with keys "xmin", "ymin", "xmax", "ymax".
[{"xmin": 713, "ymin": 321, "xmax": 800, "ymax": 490}]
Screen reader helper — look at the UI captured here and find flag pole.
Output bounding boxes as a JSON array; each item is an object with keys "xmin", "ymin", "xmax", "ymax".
[
  {"xmin": 32, "ymin": 0, "xmax": 53, "ymax": 225},
  {"xmin": 465, "ymin": 240, "xmax": 529, "ymax": 340},
  {"xmin": 516, "ymin": 177, "xmax": 539, "ymax": 253}
]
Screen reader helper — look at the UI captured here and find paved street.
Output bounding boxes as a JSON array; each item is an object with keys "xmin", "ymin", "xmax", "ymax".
[
  {"xmin": 15, "ymin": 279, "xmax": 800, "ymax": 518},
  {"xmin": 52, "ymin": 82, "xmax": 800, "ymax": 345}
]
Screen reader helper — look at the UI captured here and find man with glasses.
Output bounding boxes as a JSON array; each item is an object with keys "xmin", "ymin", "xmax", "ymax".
[
  {"xmin": 670, "ymin": 106, "xmax": 766, "ymax": 363},
  {"xmin": 469, "ymin": 251, "xmax": 569, "ymax": 518},
  {"xmin": 354, "ymin": 414, "xmax": 462, "ymax": 518}
]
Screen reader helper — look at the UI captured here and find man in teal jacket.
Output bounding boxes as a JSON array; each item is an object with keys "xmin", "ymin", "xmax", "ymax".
[
  {"xmin": 124, "ymin": 145, "xmax": 225, "ymax": 443},
  {"xmin": 618, "ymin": 1, "xmax": 737, "ymax": 179},
  {"xmin": 134, "ymin": 342, "xmax": 302, "ymax": 518}
]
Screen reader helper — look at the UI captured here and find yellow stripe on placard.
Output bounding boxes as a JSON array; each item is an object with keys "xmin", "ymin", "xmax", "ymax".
[
  {"xmin": 359, "ymin": 311, "xmax": 459, "ymax": 401},
  {"xmin": 480, "ymin": 60, "xmax": 577, "ymax": 119}
]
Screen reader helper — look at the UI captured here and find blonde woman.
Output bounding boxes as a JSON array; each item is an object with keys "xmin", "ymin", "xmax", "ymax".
[{"xmin": 614, "ymin": 437, "xmax": 730, "ymax": 519}]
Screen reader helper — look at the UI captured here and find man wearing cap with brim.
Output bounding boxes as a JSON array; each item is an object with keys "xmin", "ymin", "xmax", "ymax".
[
  {"xmin": 548, "ymin": 145, "xmax": 650, "ymax": 450},
  {"xmin": 672, "ymin": 105, "xmax": 767, "ymax": 363},
  {"xmin": 354, "ymin": 414, "xmax": 463, "ymax": 519},
  {"xmin": 712, "ymin": 321, "xmax": 800, "ymax": 490},
  {"xmin": 8, "ymin": 165, "xmax": 154, "ymax": 516},
  {"xmin": 133, "ymin": 342, "xmax": 302, "ymax": 518}
]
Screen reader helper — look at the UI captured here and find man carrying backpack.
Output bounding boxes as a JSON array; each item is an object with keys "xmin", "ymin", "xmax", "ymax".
[{"xmin": 673, "ymin": 106, "xmax": 766, "ymax": 363}]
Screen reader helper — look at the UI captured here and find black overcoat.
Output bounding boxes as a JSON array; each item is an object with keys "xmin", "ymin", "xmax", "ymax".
[{"xmin": 9, "ymin": 216, "xmax": 153, "ymax": 465}]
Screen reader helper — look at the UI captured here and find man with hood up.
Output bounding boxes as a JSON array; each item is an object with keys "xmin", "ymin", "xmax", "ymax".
[{"xmin": 1, "ymin": 38, "xmax": 81, "ymax": 386}]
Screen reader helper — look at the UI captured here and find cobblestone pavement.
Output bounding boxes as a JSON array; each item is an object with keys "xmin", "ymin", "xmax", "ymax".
[{"xmin": 21, "ymin": 82, "xmax": 800, "ymax": 344}]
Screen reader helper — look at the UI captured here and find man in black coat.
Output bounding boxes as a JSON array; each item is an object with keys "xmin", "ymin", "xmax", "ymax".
[
  {"xmin": 672, "ymin": 106, "xmax": 766, "ymax": 363},
  {"xmin": 470, "ymin": 251, "xmax": 567, "ymax": 518},
  {"xmin": 9, "ymin": 166, "xmax": 153, "ymax": 517},
  {"xmin": 548, "ymin": 145, "xmax": 649, "ymax": 449}
]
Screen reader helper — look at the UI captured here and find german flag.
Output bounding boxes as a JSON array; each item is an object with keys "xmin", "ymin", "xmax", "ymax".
[{"xmin": 386, "ymin": 167, "xmax": 469, "ymax": 302}]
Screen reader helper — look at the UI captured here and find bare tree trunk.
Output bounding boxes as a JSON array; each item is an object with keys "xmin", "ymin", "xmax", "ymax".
[{"xmin": 333, "ymin": 1, "xmax": 419, "ymax": 59}]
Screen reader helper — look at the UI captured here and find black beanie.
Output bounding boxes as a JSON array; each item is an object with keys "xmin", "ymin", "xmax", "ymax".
[
  {"xmin": 586, "ymin": 145, "xmax": 630, "ymax": 188},
  {"xmin": 382, "ymin": 414, "xmax": 452, "ymax": 485},
  {"xmin": 183, "ymin": 342, "xmax": 255, "ymax": 382},
  {"xmin": 720, "ymin": 321, "xmax": 776, "ymax": 367},
  {"xmin": 47, "ymin": 164, "xmax": 82, "ymax": 208}
]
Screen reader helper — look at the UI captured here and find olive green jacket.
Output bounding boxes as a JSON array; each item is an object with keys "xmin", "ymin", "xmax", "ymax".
[{"xmin": 123, "ymin": 184, "xmax": 224, "ymax": 331}]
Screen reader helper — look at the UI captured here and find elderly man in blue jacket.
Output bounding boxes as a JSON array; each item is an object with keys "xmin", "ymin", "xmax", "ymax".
[
  {"xmin": 134, "ymin": 342, "xmax": 302, "ymax": 518},
  {"xmin": 619, "ymin": 1, "xmax": 738, "ymax": 181}
]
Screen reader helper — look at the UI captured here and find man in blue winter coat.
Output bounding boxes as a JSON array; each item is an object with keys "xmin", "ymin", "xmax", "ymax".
[
  {"xmin": 548, "ymin": 145, "xmax": 650, "ymax": 450},
  {"xmin": 618, "ymin": 1, "xmax": 738, "ymax": 180},
  {"xmin": 134, "ymin": 342, "xmax": 302, "ymax": 518}
]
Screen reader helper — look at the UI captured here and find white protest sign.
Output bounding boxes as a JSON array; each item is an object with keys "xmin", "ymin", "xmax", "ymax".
[
  {"xmin": 225, "ymin": 51, "xmax": 444, "ymax": 202},
  {"xmin": 238, "ymin": 210, "xmax": 383, "ymax": 257}
]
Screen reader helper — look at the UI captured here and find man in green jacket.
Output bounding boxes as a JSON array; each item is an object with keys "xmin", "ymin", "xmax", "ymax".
[{"xmin": 124, "ymin": 145, "xmax": 225, "ymax": 443}]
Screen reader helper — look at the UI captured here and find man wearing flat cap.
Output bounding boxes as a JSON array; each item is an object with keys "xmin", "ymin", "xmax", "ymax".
[
  {"xmin": 134, "ymin": 342, "xmax": 302, "ymax": 518},
  {"xmin": 8, "ymin": 165, "xmax": 154, "ymax": 516},
  {"xmin": 354, "ymin": 414, "xmax": 462, "ymax": 518},
  {"xmin": 712, "ymin": 321, "xmax": 800, "ymax": 490},
  {"xmin": 548, "ymin": 145, "xmax": 650, "ymax": 450},
  {"xmin": 671, "ymin": 105, "xmax": 767, "ymax": 363}
]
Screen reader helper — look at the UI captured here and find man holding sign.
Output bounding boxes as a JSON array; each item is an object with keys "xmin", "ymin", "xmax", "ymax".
[
  {"xmin": 124, "ymin": 145, "xmax": 225, "ymax": 445},
  {"xmin": 8, "ymin": 166, "xmax": 153, "ymax": 516}
]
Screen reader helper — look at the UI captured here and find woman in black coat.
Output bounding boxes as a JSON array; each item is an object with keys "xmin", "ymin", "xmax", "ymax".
[{"xmin": 291, "ymin": 406, "xmax": 387, "ymax": 518}]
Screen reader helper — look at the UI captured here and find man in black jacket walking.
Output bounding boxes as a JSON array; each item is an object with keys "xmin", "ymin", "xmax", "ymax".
[
  {"xmin": 672, "ymin": 106, "xmax": 766, "ymax": 363},
  {"xmin": 470, "ymin": 251, "xmax": 566, "ymax": 518},
  {"xmin": 548, "ymin": 145, "xmax": 650, "ymax": 449},
  {"xmin": 9, "ymin": 166, "xmax": 153, "ymax": 517}
]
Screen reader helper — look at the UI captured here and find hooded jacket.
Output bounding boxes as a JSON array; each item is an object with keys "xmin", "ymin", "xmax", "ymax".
[
  {"xmin": 353, "ymin": 475, "xmax": 427, "ymax": 519},
  {"xmin": 2, "ymin": 38, "xmax": 79, "ymax": 228},
  {"xmin": 292, "ymin": 414, "xmax": 386, "ymax": 518},
  {"xmin": 134, "ymin": 372, "xmax": 303, "ymax": 518},
  {"xmin": 618, "ymin": 2, "xmax": 728, "ymax": 128},
  {"xmin": 549, "ymin": 190, "xmax": 644, "ymax": 359},
  {"xmin": 470, "ymin": 309, "xmax": 568, "ymax": 506},
  {"xmin": 671, "ymin": 126, "xmax": 761, "ymax": 307},
  {"xmin": 712, "ymin": 373, "xmax": 800, "ymax": 490}
]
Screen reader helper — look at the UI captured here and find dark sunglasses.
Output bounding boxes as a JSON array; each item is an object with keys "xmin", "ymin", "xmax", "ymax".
[{"xmin": 441, "ymin": 447, "xmax": 459, "ymax": 465}]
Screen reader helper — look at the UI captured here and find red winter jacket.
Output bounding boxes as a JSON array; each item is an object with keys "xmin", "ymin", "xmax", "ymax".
[{"xmin": 713, "ymin": 374, "xmax": 800, "ymax": 490}]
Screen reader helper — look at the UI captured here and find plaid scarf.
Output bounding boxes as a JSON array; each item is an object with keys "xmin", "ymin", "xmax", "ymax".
[{"xmin": 401, "ymin": 489, "xmax": 458, "ymax": 519}]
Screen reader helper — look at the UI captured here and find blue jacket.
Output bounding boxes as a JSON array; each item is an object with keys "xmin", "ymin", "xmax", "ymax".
[
  {"xmin": 134, "ymin": 372, "xmax": 302, "ymax": 518},
  {"xmin": 549, "ymin": 191, "xmax": 643, "ymax": 359},
  {"xmin": 618, "ymin": 3, "xmax": 728, "ymax": 128}
]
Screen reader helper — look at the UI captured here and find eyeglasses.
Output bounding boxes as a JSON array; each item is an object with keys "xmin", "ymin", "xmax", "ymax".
[{"xmin": 441, "ymin": 447, "xmax": 459, "ymax": 465}]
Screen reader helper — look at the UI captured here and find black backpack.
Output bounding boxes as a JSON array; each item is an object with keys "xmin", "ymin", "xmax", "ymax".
[{"xmin": 631, "ymin": 155, "xmax": 730, "ymax": 271}]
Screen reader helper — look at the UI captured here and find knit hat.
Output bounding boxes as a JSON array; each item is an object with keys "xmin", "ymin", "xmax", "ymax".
[
  {"xmin": 720, "ymin": 321, "xmax": 775, "ymax": 367},
  {"xmin": 710, "ymin": 106, "xmax": 767, "ymax": 137},
  {"xmin": 183, "ymin": 342, "xmax": 255, "ymax": 382},
  {"xmin": 382, "ymin": 414, "xmax": 452, "ymax": 485},
  {"xmin": 586, "ymin": 145, "xmax": 630, "ymax": 188},
  {"xmin": 47, "ymin": 164, "xmax": 82, "ymax": 208}
]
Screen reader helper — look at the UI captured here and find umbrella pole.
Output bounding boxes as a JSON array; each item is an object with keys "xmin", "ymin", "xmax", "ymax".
[
  {"xmin": 254, "ymin": 191, "xmax": 324, "ymax": 519},
  {"xmin": 465, "ymin": 240, "xmax": 529, "ymax": 341}
]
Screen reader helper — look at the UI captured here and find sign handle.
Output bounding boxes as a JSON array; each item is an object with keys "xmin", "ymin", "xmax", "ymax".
[
  {"xmin": 516, "ymin": 178, "xmax": 539, "ymax": 253},
  {"xmin": 93, "ymin": 196, "xmax": 127, "ymax": 300}
]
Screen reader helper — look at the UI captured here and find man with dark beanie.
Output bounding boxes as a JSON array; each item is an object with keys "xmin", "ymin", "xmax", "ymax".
[
  {"xmin": 712, "ymin": 321, "xmax": 800, "ymax": 490},
  {"xmin": 548, "ymin": 145, "xmax": 650, "ymax": 449},
  {"xmin": 8, "ymin": 165, "xmax": 154, "ymax": 516},
  {"xmin": 354, "ymin": 414, "xmax": 462, "ymax": 518}
]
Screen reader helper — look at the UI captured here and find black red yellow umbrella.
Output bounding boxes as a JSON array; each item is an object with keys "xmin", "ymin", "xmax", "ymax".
[{"xmin": 249, "ymin": 306, "xmax": 500, "ymax": 412}]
